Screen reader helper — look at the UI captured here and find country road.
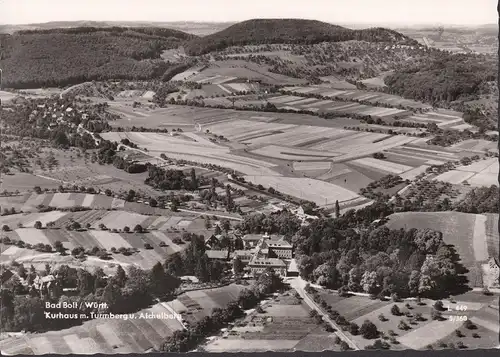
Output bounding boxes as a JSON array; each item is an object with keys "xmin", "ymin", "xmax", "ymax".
[{"xmin": 288, "ymin": 277, "xmax": 359, "ymax": 351}]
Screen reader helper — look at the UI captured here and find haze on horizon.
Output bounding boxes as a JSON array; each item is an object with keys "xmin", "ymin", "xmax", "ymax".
[{"xmin": 0, "ymin": 0, "xmax": 496, "ymax": 26}]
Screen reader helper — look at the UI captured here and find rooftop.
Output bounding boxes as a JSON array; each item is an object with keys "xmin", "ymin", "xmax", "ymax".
[
  {"xmin": 206, "ymin": 250, "xmax": 229, "ymax": 260},
  {"xmin": 249, "ymin": 258, "xmax": 286, "ymax": 267}
]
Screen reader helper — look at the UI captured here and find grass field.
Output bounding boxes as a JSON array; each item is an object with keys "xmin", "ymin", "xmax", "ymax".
[
  {"xmin": 243, "ymin": 175, "xmax": 360, "ymax": 207},
  {"xmin": 386, "ymin": 212, "xmax": 493, "ymax": 287}
]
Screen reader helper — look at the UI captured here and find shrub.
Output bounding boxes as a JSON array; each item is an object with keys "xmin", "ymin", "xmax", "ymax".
[
  {"xmin": 398, "ymin": 320, "xmax": 410, "ymax": 331},
  {"xmin": 434, "ymin": 300, "xmax": 444, "ymax": 311},
  {"xmin": 360, "ymin": 320, "xmax": 378, "ymax": 339},
  {"xmin": 391, "ymin": 304, "xmax": 401, "ymax": 316},
  {"xmin": 349, "ymin": 322, "xmax": 360, "ymax": 335}
]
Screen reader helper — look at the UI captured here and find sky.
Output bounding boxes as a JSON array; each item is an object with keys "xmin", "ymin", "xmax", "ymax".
[{"xmin": 0, "ymin": 0, "xmax": 497, "ymax": 26}]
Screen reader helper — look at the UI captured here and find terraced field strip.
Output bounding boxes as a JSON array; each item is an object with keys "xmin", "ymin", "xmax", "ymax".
[
  {"xmin": 16, "ymin": 228, "xmax": 51, "ymax": 245},
  {"xmin": 267, "ymin": 95, "xmax": 302, "ymax": 104},
  {"xmin": 350, "ymin": 157, "xmax": 413, "ymax": 174},
  {"xmin": 150, "ymin": 231, "xmax": 183, "ymax": 253},
  {"xmin": 456, "ymin": 158, "xmax": 498, "ymax": 173},
  {"xmin": 292, "ymin": 161, "xmax": 332, "ymax": 171},
  {"xmin": 285, "ymin": 98, "xmax": 319, "ymax": 106},
  {"xmin": 89, "ymin": 230, "xmax": 132, "ymax": 250},
  {"xmin": 400, "ymin": 165, "xmax": 430, "ymax": 180},
  {"xmin": 95, "ymin": 324, "xmax": 129, "ymax": 352},
  {"xmin": 251, "ymin": 145, "xmax": 336, "ymax": 161},
  {"xmin": 433, "ymin": 170, "xmax": 475, "ymax": 184},
  {"xmin": 96, "ymin": 211, "xmax": 149, "ymax": 230},
  {"xmin": 292, "ymin": 87, "xmax": 320, "ymax": 94},
  {"xmin": 230, "ymin": 125, "xmax": 297, "ymax": 142},
  {"xmin": 21, "ymin": 210, "xmax": 67, "ymax": 227}
]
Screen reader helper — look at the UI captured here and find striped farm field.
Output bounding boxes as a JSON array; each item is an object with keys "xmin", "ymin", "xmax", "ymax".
[
  {"xmin": 202, "ymin": 119, "xmax": 295, "ymax": 141},
  {"xmin": 251, "ymin": 145, "xmax": 338, "ymax": 161},
  {"xmin": 399, "ymin": 165, "xmax": 430, "ymax": 180},
  {"xmin": 89, "ymin": 230, "xmax": 133, "ymax": 250},
  {"xmin": 433, "ymin": 170, "xmax": 477, "ymax": 185},
  {"xmin": 244, "ymin": 126, "xmax": 351, "ymax": 147},
  {"xmin": 452, "ymin": 139, "xmax": 498, "ymax": 154},
  {"xmin": 349, "ymin": 157, "xmax": 413, "ymax": 174},
  {"xmin": 15, "ymin": 228, "xmax": 52, "ymax": 245},
  {"xmin": 292, "ymin": 161, "xmax": 332, "ymax": 171},
  {"xmin": 244, "ymin": 175, "xmax": 359, "ymax": 206},
  {"xmin": 93, "ymin": 211, "xmax": 150, "ymax": 230}
]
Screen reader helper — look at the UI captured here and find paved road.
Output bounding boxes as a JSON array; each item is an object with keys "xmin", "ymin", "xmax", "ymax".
[{"xmin": 288, "ymin": 277, "xmax": 359, "ymax": 351}]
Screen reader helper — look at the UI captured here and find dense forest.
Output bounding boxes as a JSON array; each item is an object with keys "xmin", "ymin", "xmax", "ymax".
[
  {"xmin": 0, "ymin": 27, "xmax": 196, "ymax": 88},
  {"xmin": 384, "ymin": 53, "xmax": 497, "ymax": 104},
  {"xmin": 184, "ymin": 19, "xmax": 416, "ymax": 56}
]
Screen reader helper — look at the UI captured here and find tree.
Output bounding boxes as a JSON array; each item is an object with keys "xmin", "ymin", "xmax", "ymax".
[
  {"xmin": 2, "ymin": 224, "xmax": 10, "ymax": 232},
  {"xmin": 434, "ymin": 300, "xmax": 444, "ymax": 311},
  {"xmin": 33, "ymin": 186, "xmax": 42, "ymax": 194},
  {"xmin": 391, "ymin": 304, "xmax": 401, "ymax": 316},
  {"xmin": 77, "ymin": 269, "xmax": 94, "ymax": 296},
  {"xmin": 34, "ymin": 221, "xmax": 43, "ymax": 229},
  {"xmin": 335, "ymin": 200, "xmax": 340, "ymax": 218},
  {"xmin": 149, "ymin": 262, "xmax": 180, "ymax": 300},
  {"xmin": 431, "ymin": 310, "xmax": 443, "ymax": 320},
  {"xmin": 113, "ymin": 265, "xmax": 127, "ymax": 288},
  {"xmin": 149, "ymin": 198, "xmax": 158, "ymax": 207},
  {"xmin": 360, "ymin": 320, "xmax": 378, "ymax": 339},
  {"xmin": 123, "ymin": 226, "xmax": 130, "ymax": 233},
  {"xmin": 339, "ymin": 341, "xmax": 350, "ymax": 351},
  {"xmin": 233, "ymin": 256, "xmax": 244, "ymax": 275},
  {"xmin": 349, "ymin": 322, "xmax": 360, "ymax": 335},
  {"xmin": 133, "ymin": 224, "xmax": 144, "ymax": 233},
  {"xmin": 398, "ymin": 320, "xmax": 410, "ymax": 331}
]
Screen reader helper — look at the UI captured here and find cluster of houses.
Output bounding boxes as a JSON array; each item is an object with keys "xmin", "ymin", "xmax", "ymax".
[{"xmin": 205, "ymin": 232, "xmax": 299, "ymax": 278}]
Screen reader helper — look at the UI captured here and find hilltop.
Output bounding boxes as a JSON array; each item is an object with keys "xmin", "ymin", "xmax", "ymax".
[
  {"xmin": 184, "ymin": 18, "xmax": 416, "ymax": 55},
  {"xmin": 0, "ymin": 27, "xmax": 196, "ymax": 88}
]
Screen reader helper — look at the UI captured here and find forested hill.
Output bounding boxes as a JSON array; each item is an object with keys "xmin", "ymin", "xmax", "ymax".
[
  {"xmin": 0, "ymin": 27, "xmax": 197, "ymax": 89},
  {"xmin": 184, "ymin": 18, "xmax": 417, "ymax": 55}
]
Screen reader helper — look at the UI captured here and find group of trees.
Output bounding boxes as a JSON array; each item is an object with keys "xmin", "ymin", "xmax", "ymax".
[
  {"xmin": 145, "ymin": 166, "xmax": 200, "ymax": 191},
  {"xmin": 0, "ymin": 262, "xmax": 180, "ymax": 332},
  {"xmin": 293, "ymin": 216, "xmax": 469, "ymax": 299},
  {"xmin": 384, "ymin": 52, "xmax": 496, "ymax": 107},
  {"xmin": 0, "ymin": 27, "xmax": 195, "ymax": 88}
]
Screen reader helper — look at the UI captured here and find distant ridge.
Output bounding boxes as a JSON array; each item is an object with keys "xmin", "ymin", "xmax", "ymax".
[{"xmin": 183, "ymin": 18, "xmax": 417, "ymax": 55}]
